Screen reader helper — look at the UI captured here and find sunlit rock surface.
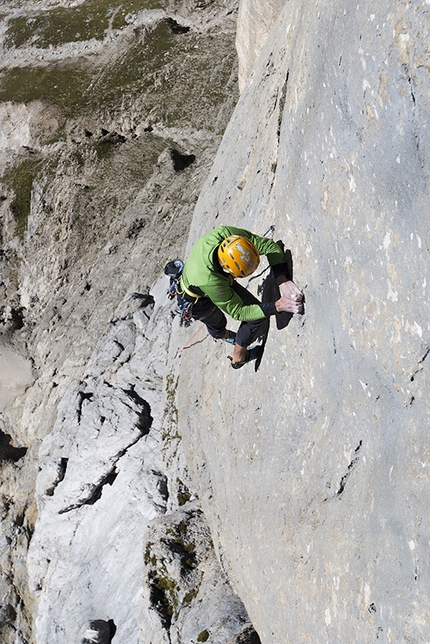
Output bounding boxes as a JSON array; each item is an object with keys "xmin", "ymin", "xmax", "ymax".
[
  {"xmin": 178, "ymin": 0, "xmax": 430, "ymax": 642},
  {"xmin": 1, "ymin": 0, "xmax": 429, "ymax": 641},
  {"xmin": 27, "ymin": 286, "xmax": 257, "ymax": 643},
  {"xmin": 235, "ymin": 0, "xmax": 282, "ymax": 92}
]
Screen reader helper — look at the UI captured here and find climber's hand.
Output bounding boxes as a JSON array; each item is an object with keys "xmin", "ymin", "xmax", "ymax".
[
  {"xmin": 278, "ymin": 280, "xmax": 303, "ymax": 302},
  {"xmin": 275, "ymin": 295, "xmax": 304, "ymax": 314}
]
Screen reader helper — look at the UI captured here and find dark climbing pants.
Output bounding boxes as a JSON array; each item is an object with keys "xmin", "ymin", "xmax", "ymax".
[{"xmin": 191, "ymin": 281, "xmax": 269, "ymax": 348}]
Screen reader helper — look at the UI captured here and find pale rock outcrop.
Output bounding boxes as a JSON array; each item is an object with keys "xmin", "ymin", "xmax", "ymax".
[
  {"xmin": 27, "ymin": 283, "xmax": 258, "ymax": 643},
  {"xmin": 235, "ymin": 0, "xmax": 283, "ymax": 92},
  {"xmin": 0, "ymin": 344, "xmax": 34, "ymax": 410},
  {"xmin": 0, "ymin": 101, "xmax": 61, "ymax": 173},
  {"xmin": 178, "ymin": 0, "xmax": 430, "ymax": 642}
]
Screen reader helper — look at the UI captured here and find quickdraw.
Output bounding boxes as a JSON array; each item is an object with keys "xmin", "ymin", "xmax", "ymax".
[
  {"xmin": 177, "ymin": 299, "xmax": 193, "ymax": 327},
  {"xmin": 164, "ymin": 260, "xmax": 195, "ymax": 327}
]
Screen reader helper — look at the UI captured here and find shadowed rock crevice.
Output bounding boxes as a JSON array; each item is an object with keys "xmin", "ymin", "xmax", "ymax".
[
  {"xmin": 122, "ymin": 387, "xmax": 153, "ymax": 435},
  {"xmin": 410, "ymin": 346, "xmax": 430, "ymax": 382},
  {"xmin": 81, "ymin": 619, "xmax": 116, "ymax": 644},
  {"xmin": 170, "ymin": 148, "xmax": 196, "ymax": 172},
  {"xmin": 45, "ymin": 457, "xmax": 68, "ymax": 497},
  {"xmin": 148, "ymin": 570, "xmax": 175, "ymax": 631},
  {"xmin": 276, "ymin": 70, "xmax": 289, "ymax": 141},
  {"xmin": 165, "ymin": 18, "xmax": 191, "ymax": 35},
  {"xmin": 81, "ymin": 467, "xmax": 118, "ymax": 506},
  {"xmin": 0, "ymin": 306, "xmax": 25, "ymax": 332},
  {"xmin": 0, "ymin": 430, "xmax": 27, "ymax": 463},
  {"xmin": 59, "ymin": 466, "xmax": 118, "ymax": 514},
  {"xmin": 77, "ymin": 391, "xmax": 94, "ymax": 423},
  {"xmin": 227, "ymin": 626, "xmax": 262, "ymax": 644},
  {"xmin": 151, "ymin": 470, "xmax": 169, "ymax": 505},
  {"xmin": 335, "ymin": 440, "xmax": 363, "ymax": 498}
]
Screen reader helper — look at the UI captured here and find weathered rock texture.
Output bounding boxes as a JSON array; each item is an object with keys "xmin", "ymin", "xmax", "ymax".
[
  {"xmin": 177, "ymin": 0, "xmax": 430, "ymax": 642},
  {"xmin": 26, "ymin": 285, "xmax": 256, "ymax": 643},
  {"xmin": 1, "ymin": 0, "xmax": 429, "ymax": 642},
  {"xmin": 0, "ymin": 1, "xmax": 247, "ymax": 642},
  {"xmin": 235, "ymin": 0, "xmax": 282, "ymax": 92}
]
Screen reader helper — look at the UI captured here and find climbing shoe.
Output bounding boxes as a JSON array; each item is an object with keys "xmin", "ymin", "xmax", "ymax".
[
  {"xmin": 224, "ymin": 330, "xmax": 237, "ymax": 345},
  {"xmin": 228, "ymin": 345, "xmax": 263, "ymax": 369}
]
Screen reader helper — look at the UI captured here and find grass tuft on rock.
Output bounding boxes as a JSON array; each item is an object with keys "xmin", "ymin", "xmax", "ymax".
[
  {"xmin": 3, "ymin": 159, "xmax": 42, "ymax": 238},
  {"xmin": 3, "ymin": 0, "xmax": 162, "ymax": 49}
]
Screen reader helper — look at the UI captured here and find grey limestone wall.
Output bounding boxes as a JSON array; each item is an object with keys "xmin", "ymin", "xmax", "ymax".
[{"xmin": 177, "ymin": 0, "xmax": 430, "ymax": 642}]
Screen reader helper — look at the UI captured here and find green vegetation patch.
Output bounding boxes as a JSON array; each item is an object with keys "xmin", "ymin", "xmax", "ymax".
[
  {"xmin": 197, "ymin": 630, "xmax": 210, "ymax": 642},
  {"xmin": 163, "ymin": 518, "xmax": 197, "ymax": 570},
  {"xmin": 0, "ymin": 20, "xmax": 190, "ymax": 121},
  {"xmin": 92, "ymin": 19, "xmax": 177, "ymax": 107},
  {"xmin": 176, "ymin": 478, "xmax": 192, "ymax": 506},
  {"xmin": 0, "ymin": 66, "xmax": 90, "ymax": 117},
  {"xmin": 183, "ymin": 588, "xmax": 198, "ymax": 605},
  {"xmin": 0, "ymin": 17, "xmax": 236, "ymax": 131},
  {"xmin": 150, "ymin": 572, "xmax": 178, "ymax": 619},
  {"xmin": 155, "ymin": 575, "xmax": 177, "ymax": 596},
  {"xmin": 144, "ymin": 543, "xmax": 157, "ymax": 567},
  {"xmin": 4, "ymin": 0, "xmax": 162, "ymax": 49},
  {"xmin": 3, "ymin": 158, "xmax": 42, "ymax": 238}
]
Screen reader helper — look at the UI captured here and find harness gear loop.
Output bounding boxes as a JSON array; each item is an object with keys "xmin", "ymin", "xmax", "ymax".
[{"xmin": 178, "ymin": 300, "xmax": 193, "ymax": 327}]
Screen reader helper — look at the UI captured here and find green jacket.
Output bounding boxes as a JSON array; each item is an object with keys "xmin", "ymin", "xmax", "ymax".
[{"xmin": 182, "ymin": 225, "xmax": 286, "ymax": 321}]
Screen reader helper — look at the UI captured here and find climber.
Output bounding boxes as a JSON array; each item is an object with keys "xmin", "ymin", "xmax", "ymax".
[{"xmin": 166, "ymin": 225, "xmax": 304, "ymax": 369}]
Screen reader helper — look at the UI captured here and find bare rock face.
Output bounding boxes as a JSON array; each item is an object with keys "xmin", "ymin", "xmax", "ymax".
[
  {"xmin": 235, "ymin": 0, "xmax": 283, "ymax": 92},
  {"xmin": 178, "ymin": 0, "xmax": 430, "ymax": 642},
  {"xmin": 25, "ymin": 282, "xmax": 259, "ymax": 643},
  {"xmin": 0, "ymin": 344, "xmax": 34, "ymax": 411}
]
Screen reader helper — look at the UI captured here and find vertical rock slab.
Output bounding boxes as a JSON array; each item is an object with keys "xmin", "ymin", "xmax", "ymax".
[
  {"xmin": 0, "ymin": 344, "xmax": 34, "ymax": 411},
  {"xmin": 178, "ymin": 0, "xmax": 430, "ymax": 642},
  {"xmin": 236, "ymin": 0, "xmax": 283, "ymax": 91}
]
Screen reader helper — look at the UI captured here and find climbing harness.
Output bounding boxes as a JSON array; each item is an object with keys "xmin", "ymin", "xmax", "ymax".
[{"xmin": 164, "ymin": 259, "xmax": 197, "ymax": 327}]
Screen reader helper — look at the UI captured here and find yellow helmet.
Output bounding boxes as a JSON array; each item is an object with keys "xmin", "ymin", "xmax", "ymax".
[{"xmin": 218, "ymin": 235, "xmax": 260, "ymax": 278}]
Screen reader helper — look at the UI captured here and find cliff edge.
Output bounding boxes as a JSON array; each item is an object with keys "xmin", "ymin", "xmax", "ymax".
[{"xmin": 0, "ymin": 1, "xmax": 243, "ymax": 642}]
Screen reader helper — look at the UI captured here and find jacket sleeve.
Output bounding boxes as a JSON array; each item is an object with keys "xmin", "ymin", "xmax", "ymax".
[
  {"xmin": 247, "ymin": 232, "xmax": 288, "ymax": 277},
  {"xmin": 203, "ymin": 277, "xmax": 267, "ymax": 322}
]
